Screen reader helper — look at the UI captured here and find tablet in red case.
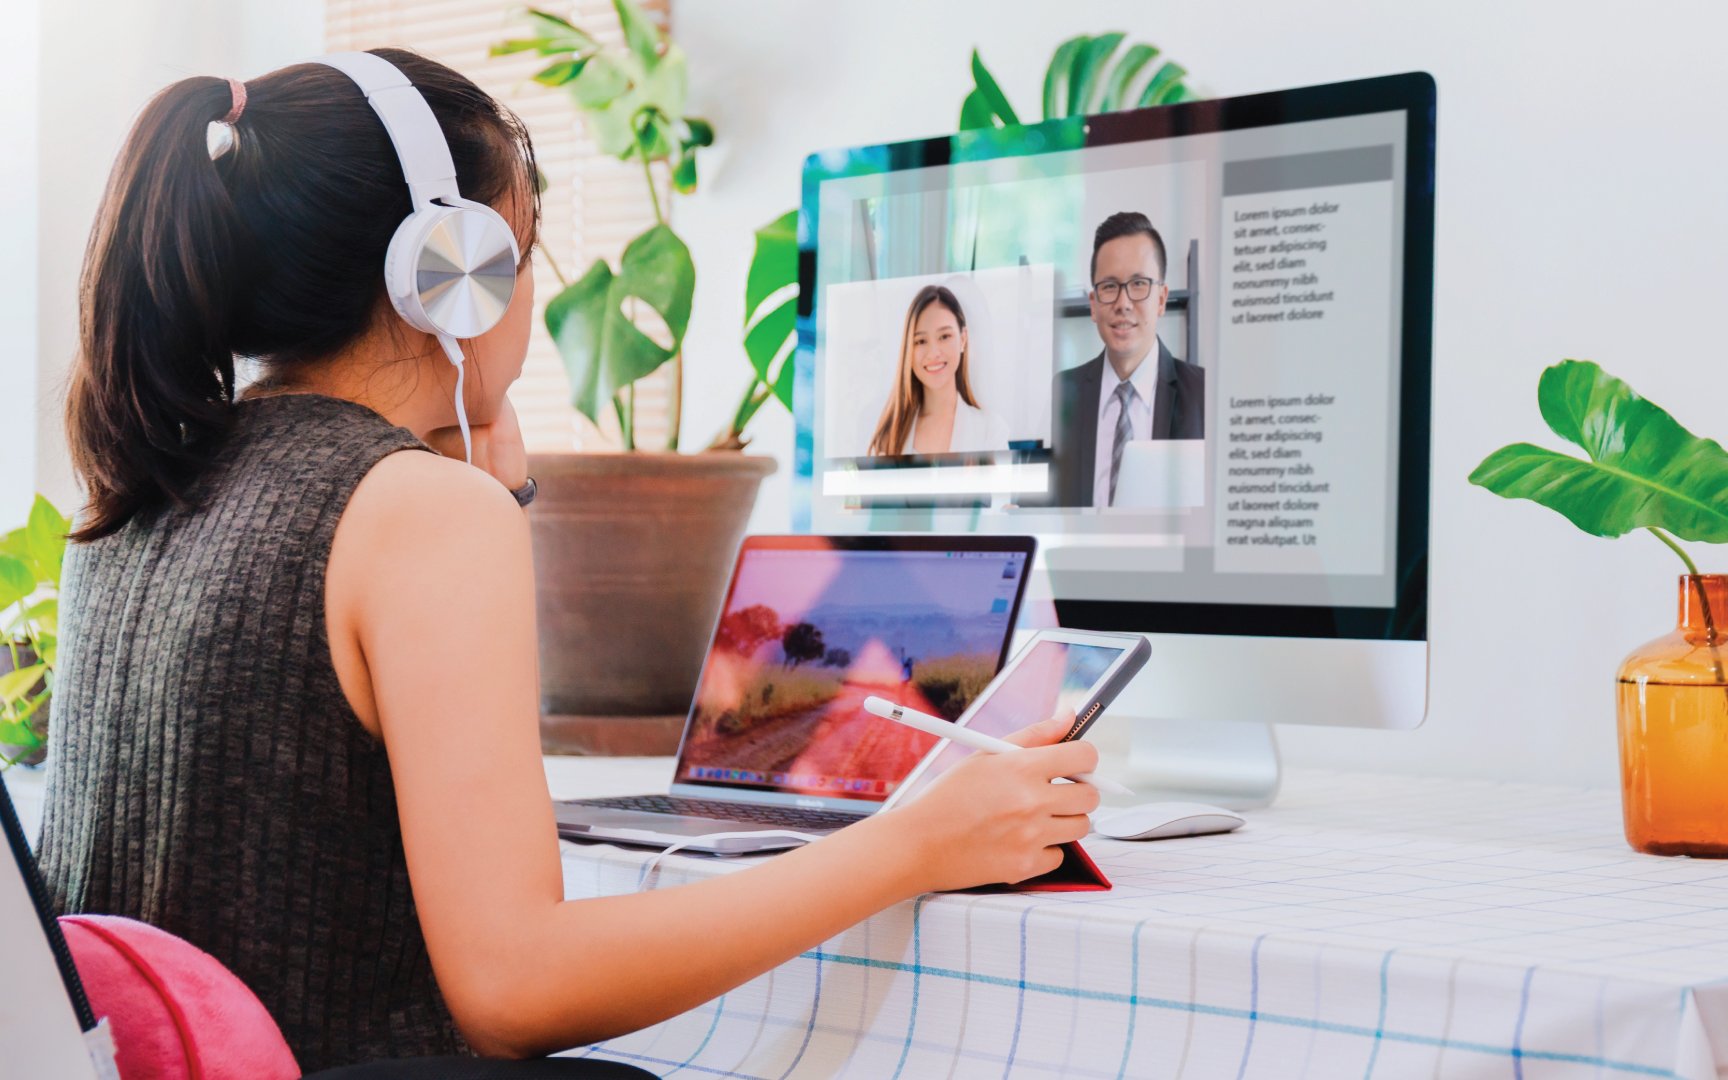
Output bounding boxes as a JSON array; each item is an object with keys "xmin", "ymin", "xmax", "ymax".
[{"xmin": 965, "ymin": 840, "xmax": 1111, "ymax": 893}]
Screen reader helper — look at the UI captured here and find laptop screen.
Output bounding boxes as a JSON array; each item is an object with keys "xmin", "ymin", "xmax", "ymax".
[{"xmin": 674, "ymin": 538, "xmax": 1032, "ymax": 805}]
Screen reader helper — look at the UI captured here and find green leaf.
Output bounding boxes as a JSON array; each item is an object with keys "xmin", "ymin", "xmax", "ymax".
[
  {"xmin": 489, "ymin": 38, "xmax": 547, "ymax": 57},
  {"xmin": 520, "ymin": 8, "xmax": 597, "ymax": 51},
  {"xmin": 1068, "ymin": 32, "xmax": 1125, "ymax": 117},
  {"xmin": 0, "ymin": 556, "xmax": 30, "ymax": 613},
  {"xmin": 0, "ymin": 527, "xmax": 27, "ymax": 566},
  {"xmin": 5, "ymin": 597, "xmax": 55, "ymax": 638},
  {"xmin": 1469, "ymin": 360, "xmax": 1728, "ymax": 541},
  {"xmin": 0, "ymin": 663, "xmax": 45, "ymax": 705},
  {"xmin": 683, "ymin": 117, "xmax": 714, "ymax": 147},
  {"xmin": 671, "ymin": 147, "xmax": 698, "ymax": 193},
  {"xmin": 744, "ymin": 299, "xmax": 797, "ymax": 408},
  {"xmin": 959, "ymin": 89, "xmax": 996, "ymax": 131},
  {"xmin": 34, "ymin": 632, "xmax": 54, "ymax": 668},
  {"xmin": 545, "ymin": 224, "xmax": 694, "ymax": 424},
  {"xmin": 612, "ymin": 0, "xmax": 662, "ymax": 71},
  {"xmin": 569, "ymin": 52, "xmax": 632, "ymax": 111},
  {"xmin": 0, "ymin": 718, "xmax": 43, "ymax": 753},
  {"xmin": 578, "ymin": 45, "xmax": 686, "ymax": 162},
  {"xmin": 772, "ymin": 340, "xmax": 796, "ymax": 407},
  {"xmin": 1042, "ymin": 36, "xmax": 1088, "ymax": 121},
  {"xmin": 1099, "ymin": 43, "xmax": 1158, "ymax": 112},
  {"xmin": 26, "ymin": 596, "xmax": 53, "ymax": 635},
  {"xmin": 25, "ymin": 497, "xmax": 67, "ymax": 590},
  {"xmin": 532, "ymin": 57, "xmax": 588, "ymax": 87},
  {"xmin": 958, "ymin": 89, "xmax": 993, "ymax": 130},
  {"xmin": 1137, "ymin": 61, "xmax": 1189, "ymax": 107},
  {"xmin": 743, "ymin": 211, "xmax": 798, "ymax": 324},
  {"xmin": 743, "ymin": 211, "xmax": 798, "ymax": 413},
  {"xmin": 969, "ymin": 50, "xmax": 1019, "ymax": 127}
]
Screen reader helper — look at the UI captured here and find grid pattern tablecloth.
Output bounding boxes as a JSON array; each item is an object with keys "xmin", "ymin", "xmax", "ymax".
[{"xmin": 553, "ymin": 766, "xmax": 1728, "ymax": 1079}]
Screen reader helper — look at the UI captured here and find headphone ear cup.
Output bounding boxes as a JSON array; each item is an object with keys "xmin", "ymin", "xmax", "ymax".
[
  {"xmin": 384, "ymin": 208, "xmax": 442, "ymax": 335},
  {"xmin": 384, "ymin": 202, "xmax": 519, "ymax": 340}
]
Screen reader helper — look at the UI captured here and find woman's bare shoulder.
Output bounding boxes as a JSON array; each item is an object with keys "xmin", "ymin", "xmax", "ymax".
[{"xmin": 349, "ymin": 448, "xmax": 517, "ymax": 523}]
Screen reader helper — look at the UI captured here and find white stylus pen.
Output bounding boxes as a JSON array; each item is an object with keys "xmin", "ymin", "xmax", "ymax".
[{"xmin": 862, "ymin": 695, "xmax": 1135, "ymax": 797}]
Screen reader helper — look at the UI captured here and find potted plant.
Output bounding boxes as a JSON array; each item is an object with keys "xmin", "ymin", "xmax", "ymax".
[
  {"xmin": 1, "ymin": 497, "xmax": 69, "ymax": 770},
  {"xmin": 493, "ymin": 3, "xmax": 794, "ymax": 753},
  {"xmin": 1470, "ymin": 360, "xmax": 1728, "ymax": 856},
  {"xmin": 490, "ymin": 11, "xmax": 1199, "ymax": 753}
]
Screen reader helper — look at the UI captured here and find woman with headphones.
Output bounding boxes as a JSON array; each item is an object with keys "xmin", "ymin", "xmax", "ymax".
[{"xmin": 34, "ymin": 49, "xmax": 1099, "ymax": 1071}]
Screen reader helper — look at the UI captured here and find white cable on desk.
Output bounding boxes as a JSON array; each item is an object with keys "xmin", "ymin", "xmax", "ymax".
[{"xmin": 637, "ymin": 831, "xmax": 823, "ymax": 889}]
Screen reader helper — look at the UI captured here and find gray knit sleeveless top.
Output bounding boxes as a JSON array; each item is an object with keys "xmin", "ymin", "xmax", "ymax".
[{"xmin": 38, "ymin": 394, "xmax": 464, "ymax": 1071}]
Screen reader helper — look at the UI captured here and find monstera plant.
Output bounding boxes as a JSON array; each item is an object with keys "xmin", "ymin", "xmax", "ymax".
[
  {"xmin": 958, "ymin": 32, "xmax": 1200, "ymax": 130},
  {"xmin": 494, "ymin": 2, "xmax": 707, "ymax": 449},
  {"xmin": 487, "ymin": 3, "xmax": 786, "ymax": 747},
  {"xmin": 494, "ymin": 2, "xmax": 793, "ymax": 452}
]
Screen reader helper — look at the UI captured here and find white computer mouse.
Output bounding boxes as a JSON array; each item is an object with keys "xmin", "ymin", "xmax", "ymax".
[{"xmin": 1092, "ymin": 802, "xmax": 1245, "ymax": 841}]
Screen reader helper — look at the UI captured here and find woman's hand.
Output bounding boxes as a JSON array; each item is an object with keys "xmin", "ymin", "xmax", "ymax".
[
  {"xmin": 887, "ymin": 712, "xmax": 1100, "ymax": 893},
  {"xmin": 424, "ymin": 395, "xmax": 529, "ymax": 492}
]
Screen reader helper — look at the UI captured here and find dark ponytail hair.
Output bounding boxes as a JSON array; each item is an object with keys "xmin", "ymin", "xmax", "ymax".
[{"xmin": 67, "ymin": 48, "xmax": 540, "ymax": 542}]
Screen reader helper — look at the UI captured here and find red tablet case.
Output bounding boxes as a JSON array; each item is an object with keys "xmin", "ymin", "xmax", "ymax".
[{"xmin": 965, "ymin": 840, "xmax": 1111, "ymax": 893}]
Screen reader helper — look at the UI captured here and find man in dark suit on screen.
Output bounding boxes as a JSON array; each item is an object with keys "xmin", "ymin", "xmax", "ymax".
[{"xmin": 1050, "ymin": 211, "xmax": 1204, "ymax": 507}]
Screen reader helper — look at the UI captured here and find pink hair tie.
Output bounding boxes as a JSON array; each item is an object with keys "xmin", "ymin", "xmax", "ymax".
[{"xmin": 220, "ymin": 78, "xmax": 247, "ymax": 125}]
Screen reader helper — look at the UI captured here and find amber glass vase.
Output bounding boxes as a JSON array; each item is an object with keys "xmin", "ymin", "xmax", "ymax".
[{"xmin": 1617, "ymin": 575, "xmax": 1728, "ymax": 856}]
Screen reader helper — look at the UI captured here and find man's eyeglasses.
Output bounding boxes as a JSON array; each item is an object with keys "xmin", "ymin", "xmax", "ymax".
[{"xmin": 1092, "ymin": 276, "xmax": 1160, "ymax": 304}]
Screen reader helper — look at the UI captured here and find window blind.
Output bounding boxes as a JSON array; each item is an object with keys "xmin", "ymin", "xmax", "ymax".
[{"xmin": 325, "ymin": 0, "xmax": 673, "ymax": 451}]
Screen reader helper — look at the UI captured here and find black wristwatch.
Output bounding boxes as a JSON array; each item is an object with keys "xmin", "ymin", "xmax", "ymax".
[{"xmin": 510, "ymin": 476, "xmax": 537, "ymax": 508}]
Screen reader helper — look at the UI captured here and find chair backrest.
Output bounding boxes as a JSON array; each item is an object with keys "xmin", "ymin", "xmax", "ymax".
[{"xmin": 1, "ymin": 771, "xmax": 104, "ymax": 1079}]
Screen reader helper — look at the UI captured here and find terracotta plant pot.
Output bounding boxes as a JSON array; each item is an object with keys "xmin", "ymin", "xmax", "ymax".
[{"xmin": 528, "ymin": 451, "xmax": 776, "ymax": 755}]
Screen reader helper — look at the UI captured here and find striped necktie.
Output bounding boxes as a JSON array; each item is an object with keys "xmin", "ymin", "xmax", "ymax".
[{"xmin": 1108, "ymin": 380, "xmax": 1138, "ymax": 507}]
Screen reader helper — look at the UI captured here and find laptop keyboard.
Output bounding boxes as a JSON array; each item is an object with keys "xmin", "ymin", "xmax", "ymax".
[{"xmin": 568, "ymin": 794, "xmax": 868, "ymax": 831}]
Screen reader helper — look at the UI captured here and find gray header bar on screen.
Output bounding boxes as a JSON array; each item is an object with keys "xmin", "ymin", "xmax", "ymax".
[{"xmin": 1222, "ymin": 145, "xmax": 1394, "ymax": 196}]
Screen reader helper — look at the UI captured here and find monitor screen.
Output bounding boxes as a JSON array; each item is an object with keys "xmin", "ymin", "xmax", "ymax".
[
  {"xmin": 675, "ymin": 540, "xmax": 1031, "ymax": 801},
  {"xmin": 887, "ymin": 638, "xmax": 1130, "ymax": 808},
  {"xmin": 795, "ymin": 74, "xmax": 1433, "ymax": 641}
]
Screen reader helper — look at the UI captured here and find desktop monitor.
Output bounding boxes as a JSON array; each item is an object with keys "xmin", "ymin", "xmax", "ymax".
[{"xmin": 793, "ymin": 73, "xmax": 1435, "ymax": 805}]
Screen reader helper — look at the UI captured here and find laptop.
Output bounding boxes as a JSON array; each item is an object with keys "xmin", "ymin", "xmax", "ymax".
[{"xmin": 555, "ymin": 534, "xmax": 1036, "ymax": 853}]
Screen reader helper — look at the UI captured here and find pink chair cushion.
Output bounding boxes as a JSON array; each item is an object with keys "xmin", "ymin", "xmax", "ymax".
[{"xmin": 60, "ymin": 914, "xmax": 300, "ymax": 1080}]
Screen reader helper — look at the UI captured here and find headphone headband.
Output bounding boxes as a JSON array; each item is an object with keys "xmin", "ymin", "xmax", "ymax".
[
  {"xmin": 304, "ymin": 50, "xmax": 520, "ymax": 466},
  {"xmin": 315, "ymin": 51, "xmax": 459, "ymax": 208}
]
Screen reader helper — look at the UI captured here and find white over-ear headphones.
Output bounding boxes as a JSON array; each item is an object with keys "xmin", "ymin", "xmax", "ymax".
[{"xmin": 314, "ymin": 51, "xmax": 521, "ymax": 464}]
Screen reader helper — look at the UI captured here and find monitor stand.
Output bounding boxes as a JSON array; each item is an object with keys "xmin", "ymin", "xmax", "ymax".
[{"xmin": 1101, "ymin": 716, "xmax": 1282, "ymax": 810}]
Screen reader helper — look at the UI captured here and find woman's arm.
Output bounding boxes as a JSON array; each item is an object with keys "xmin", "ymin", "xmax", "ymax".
[{"xmin": 327, "ymin": 449, "xmax": 1098, "ymax": 1058}]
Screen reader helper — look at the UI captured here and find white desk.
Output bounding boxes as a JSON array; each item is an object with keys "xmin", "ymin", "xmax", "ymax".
[
  {"xmin": 547, "ymin": 759, "xmax": 1728, "ymax": 1080},
  {"xmin": 12, "ymin": 760, "xmax": 1728, "ymax": 1077}
]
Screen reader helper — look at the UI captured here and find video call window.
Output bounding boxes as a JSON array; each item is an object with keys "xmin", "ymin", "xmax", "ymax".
[{"xmin": 801, "ymin": 105, "xmax": 1414, "ymax": 615}]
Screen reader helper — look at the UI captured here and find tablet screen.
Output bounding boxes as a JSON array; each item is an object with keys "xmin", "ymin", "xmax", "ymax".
[{"xmin": 886, "ymin": 638, "xmax": 1125, "ymax": 805}]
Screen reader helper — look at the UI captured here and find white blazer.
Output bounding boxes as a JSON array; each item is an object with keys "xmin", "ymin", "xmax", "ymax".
[{"xmin": 905, "ymin": 401, "xmax": 1011, "ymax": 454}]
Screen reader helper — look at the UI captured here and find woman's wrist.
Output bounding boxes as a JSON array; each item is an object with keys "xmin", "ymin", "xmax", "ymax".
[{"xmin": 848, "ymin": 809, "xmax": 933, "ymax": 901}]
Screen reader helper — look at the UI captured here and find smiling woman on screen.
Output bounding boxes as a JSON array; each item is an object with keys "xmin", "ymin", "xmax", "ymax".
[{"xmin": 866, "ymin": 284, "xmax": 1010, "ymax": 457}]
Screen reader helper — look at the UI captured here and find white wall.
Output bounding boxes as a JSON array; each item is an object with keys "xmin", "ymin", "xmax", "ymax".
[
  {"xmin": 0, "ymin": 0, "xmax": 41, "ymax": 526},
  {"xmin": 14, "ymin": 0, "xmax": 1727, "ymax": 788},
  {"xmin": 22, "ymin": 0, "xmax": 324, "ymax": 517},
  {"xmin": 669, "ymin": 0, "xmax": 1728, "ymax": 788}
]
